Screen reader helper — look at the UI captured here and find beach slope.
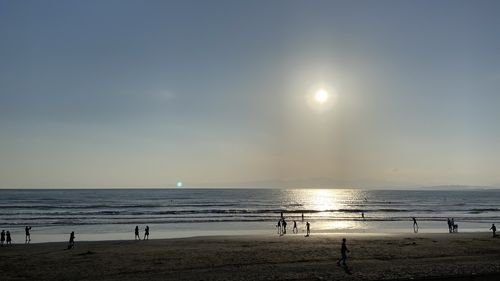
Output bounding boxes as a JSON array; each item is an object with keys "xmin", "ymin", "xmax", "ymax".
[{"xmin": 1, "ymin": 233, "xmax": 499, "ymax": 281}]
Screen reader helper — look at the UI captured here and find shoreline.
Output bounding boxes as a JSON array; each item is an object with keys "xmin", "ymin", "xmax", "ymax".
[
  {"xmin": 1, "ymin": 232, "xmax": 499, "ymax": 280},
  {"xmin": 2, "ymin": 219, "xmax": 496, "ymax": 244},
  {"xmin": 2, "ymin": 228, "xmax": 495, "ymax": 245},
  {"xmin": 2, "ymin": 231, "xmax": 496, "ymax": 244}
]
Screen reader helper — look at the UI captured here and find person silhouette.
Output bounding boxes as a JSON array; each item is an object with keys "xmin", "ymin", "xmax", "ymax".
[
  {"xmin": 361, "ymin": 212, "xmax": 365, "ymax": 220},
  {"xmin": 68, "ymin": 231, "xmax": 75, "ymax": 249},
  {"xmin": 25, "ymin": 226, "xmax": 31, "ymax": 243},
  {"xmin": 0, "ymin": 230, "xmax": 5, "ymax": 247},
  {"xmin": 336, "ymin": 238, "xmax": 350, "ymax": 266},
  {"xmin": 6, "ymin": 231, "xmax": 11, "ymax": 245},
  {"xmin": 277, "ymin": 219, "xmax": 282, "ymax": 235},
  {"xmin": 144, "ymin": 226, "xmax": 150, "ymax": 240},
  {"xmin": 301, "ymin": 213, "xmax": 304, "ymax": 222},
  {"xmin": 305, "ymin": 222, "xmax": 310, "ymax": 237},
  {"xmin": 452, "ymin": 219, "xmax": 458, "ymax": 233},
  {"xmin": 490, "ymin": 224, "xmax": 497, "ymax": 237},
  {"xmin": 282, "ymin": 219, "xmax": 287, "ymax": 234},
  {"xmin": 293, "ymin": 220, "xmax": 298, "ymax": 234},
  {"xmin": 412, "ymin": 217, "xmax": 418, "ymax": 233},
  {"xmin": 135, "ymin": 226, "xmax": 140, "ymax": 240}
]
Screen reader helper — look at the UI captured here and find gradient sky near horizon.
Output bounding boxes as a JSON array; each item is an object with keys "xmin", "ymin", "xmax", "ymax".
[{"xmin": 1, "ymin": 0, "xmax": 500, "ymax": 188}]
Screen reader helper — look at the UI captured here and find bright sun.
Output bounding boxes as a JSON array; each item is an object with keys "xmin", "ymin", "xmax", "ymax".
[{"xmin": 314, "ymin": 89, "xmax": 328, "ymax": 104}]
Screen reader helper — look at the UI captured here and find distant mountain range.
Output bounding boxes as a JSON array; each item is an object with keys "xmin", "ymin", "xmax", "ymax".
[{"xmin": 187, "ymin": 178, "xmax": 499, "ymax": 190}]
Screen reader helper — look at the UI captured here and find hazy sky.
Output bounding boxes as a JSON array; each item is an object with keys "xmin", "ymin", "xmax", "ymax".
[{"xmin": 1, "ymin": 0, "xmax": 500, "ymax": 188}]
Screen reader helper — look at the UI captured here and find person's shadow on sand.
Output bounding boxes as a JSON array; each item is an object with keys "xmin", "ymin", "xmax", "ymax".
[{"xmin": 338, "ymin": 263, "xmax": 353, "ymax": 275}]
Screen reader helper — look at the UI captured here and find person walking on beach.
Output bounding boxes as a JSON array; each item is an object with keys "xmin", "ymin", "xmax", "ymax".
[
  {"xmin": 277, "ymin": 219, "xmax": 282, "ymax": 235},
  {"xmin": 336, "ymin": 238, "xmax": 350, "ymax": 266},
  {"xmin": 301, "ymin": 213, "xmax": 304, "ymax": 222},
  {"xmin": 361, "ymin": 212, "xmax": 365, "ymax": 221},
  {"xmin": 0, "ymin": 230, "xmax": 5, "ymax": 246},
  {"xmin": 25, "ymin": 226, "xmax": 31, "ymax": 243},
  {"xmin": 447, "ymin": 218, "xmax": 452, "ymax": 233},
  {"xmin": 68, "ymin": 231, "xmax": 75, "ymax": 249},
  {"xmin": 6, "ymin": 231, "xmax": 11, "ymax": 245},
  {"xmin": 305, "ymin": 222, "xmax": 310, "ymax": 237},
  {"xmin": 293, "ymin": 220, "xmax": 298, "ymax": 234},
  {"xmin": 135, "ymin": 226, "xmax": 141, "ymax": 240},
  {"xmin": 412, "ymin": 217, "xmax": 418, "ymax": 233},
  {"xmin": 490, "ymin": 224, "xmax": 497, "ymax": 237},
  {"xmin": 144, "ymin": 226, "xmax": 150, "ymax": 240},
  {"xmin": 282, "ymin": 219, "xmax": 287, "ymax": 234}
]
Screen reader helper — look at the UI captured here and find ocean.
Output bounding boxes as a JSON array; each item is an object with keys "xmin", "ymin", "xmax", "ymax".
[{"xmin": 0, "ymin": 188, "xmax": 498, "ymax": 243}]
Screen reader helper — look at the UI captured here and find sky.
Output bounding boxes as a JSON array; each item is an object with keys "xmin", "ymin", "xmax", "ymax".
[{"xmin": 1, "ymin": 0, "xmax": 500, "ymax": 188}]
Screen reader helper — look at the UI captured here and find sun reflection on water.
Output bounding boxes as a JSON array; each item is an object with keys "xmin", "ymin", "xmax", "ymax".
[
  {"xmin": 308, "ymin": 189, "xmax": 338, "ymax": 211},
  {"xmin": 287, "ymin": 189, "xmax": 366, "ymax": 231}
]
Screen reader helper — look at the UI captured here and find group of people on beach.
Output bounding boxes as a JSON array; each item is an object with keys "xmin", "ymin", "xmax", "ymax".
[
  {"xmin": 2, "ymin": 215, "xmax": 497, "ymax": 251},
  {"xmin": 413, "ymin": 217, "xmax": 499, "ymax": 237},
  {"xmin": 134, "ymin": 225, "xmax": 150, "ymax": 240},
  {"xmin": 1, "ymin": 225, "xmax": 75, "ymax": 249},
  {"xmin": 0, "ymin": 230, "xmax": 12, "ymax": 246},
  {"xmin": 277, "ymin": 212, "xmax": 310, "ymax": 237},
  {"xmin": 2, "ymin": 225, "xmax": 152, "ymax": 249},
  {"xmin": 0, "ymin": 226, "xmax": 32, "ymax": 246}
]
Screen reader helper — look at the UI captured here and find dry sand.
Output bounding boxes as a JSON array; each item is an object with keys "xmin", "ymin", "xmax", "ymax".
[{"xmin": 1, "ymin": 232, "xmax": 499, "ymax": 281}]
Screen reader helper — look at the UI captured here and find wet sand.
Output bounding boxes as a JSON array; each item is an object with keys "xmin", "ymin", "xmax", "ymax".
[{"xmin": 0, "ymin": 232, "xmax": 499, "ymax": 281}]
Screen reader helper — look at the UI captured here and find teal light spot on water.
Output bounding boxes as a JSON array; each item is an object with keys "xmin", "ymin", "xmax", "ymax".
[{"xmin": 176, "ymin": 181, "xmax": 183, "ymax": 188}]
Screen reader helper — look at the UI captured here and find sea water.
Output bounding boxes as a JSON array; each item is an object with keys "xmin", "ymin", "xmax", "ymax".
[{"xmin": 0, "ymin": 188, "xmax": 498, "ymax": 243}]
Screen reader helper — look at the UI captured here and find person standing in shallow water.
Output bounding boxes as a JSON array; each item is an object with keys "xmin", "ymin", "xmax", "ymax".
[
  {"xmin": 412, "ymin": 217, "xmax": 418, "ymax": 233},
  {"xmin": 135, "ymin": 226, "xmax": 140, "ymax": 240},
  {"xmin": 305, "ymin": 222, "xmax": 310, "ymax": 237},
  {"xmin": 336, "ymin": 238, "xmax": 350, "ymax": 266},
  {"xmin": 144, "ymin": 226, "xmax": 150, "ymax": 240},
  {"xmin": 0, "ymin": 230, "xmax": 5, "ymax": 246},
  {"xmin": 293, "ymin": 220, "xmax": 298, "ymax": 234},
  {"xmin": 490, "ymin": 224, "xmax": 497, "ymax": 237},
  {"xmin": 68, "ymin": 231, "xmax": 75, "ymax": 249},
  {"xmin": 25, "ymin": 226, "xmax": 31, "ymax": 243}
]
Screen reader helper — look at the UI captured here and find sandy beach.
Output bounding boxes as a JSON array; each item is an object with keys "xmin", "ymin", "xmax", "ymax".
[{"xmin": 1, "ymin": 232, "xmax": 499, "ymax": 281}]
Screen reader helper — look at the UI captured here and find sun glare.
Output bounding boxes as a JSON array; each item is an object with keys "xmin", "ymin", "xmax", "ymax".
[
  {"xmin": 309, "ymin": 189, "xmax": 338, "ymax": 211},
  {"xmin": 306, "ymin": 85, "xmax": 336, "ymax": 112},
  {"xmin": 314, "ymin": 89, "xmax": 328, "ymax": 104}
]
